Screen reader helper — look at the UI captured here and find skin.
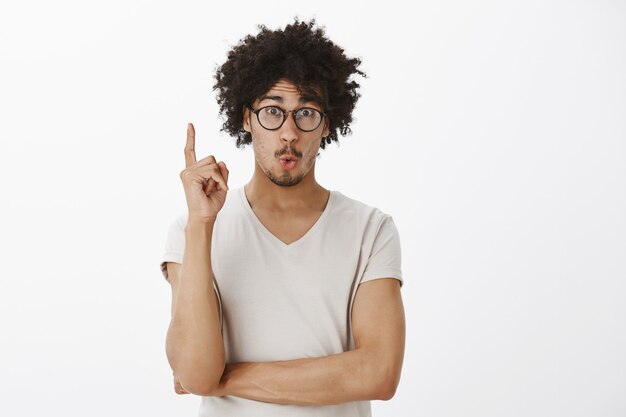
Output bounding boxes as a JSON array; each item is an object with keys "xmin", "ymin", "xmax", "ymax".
[
  {"xmin": 165, "ymin": 79, "xmax": 406, "ymax": 404},
  {"xmin": 245, "ymin": 80, "xmax": 329, "ymax": 188},
  {"xmin": 241, "ymin": 79, "xmax": 331, "ymax": 244},
  {"xmin": 165, "ymin": 124, "xmax": 229, "ymax": 395}
]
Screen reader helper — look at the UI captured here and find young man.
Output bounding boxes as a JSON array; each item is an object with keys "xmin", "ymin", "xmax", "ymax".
[{"xmin": 160, "ymin": 20, "xmax": 405, "ymax": 416}]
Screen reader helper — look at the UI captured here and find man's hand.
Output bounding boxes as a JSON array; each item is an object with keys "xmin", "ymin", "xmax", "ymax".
[
  {"xmin": 174, "ymin": 374, "xmax": 190, "ymax": 395},
  {"xmin": 180, "ymin": 122, "xmax": 229, "ymax": 224}
]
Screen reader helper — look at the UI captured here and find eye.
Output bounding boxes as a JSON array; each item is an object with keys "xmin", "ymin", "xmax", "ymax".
[
  {"xmin": 263, "ymin": 106, "xmax": 283, "ymax": 116},
  {"xmin": 297, "ymin": 108, "xmax": 316, "ymax": 118}
]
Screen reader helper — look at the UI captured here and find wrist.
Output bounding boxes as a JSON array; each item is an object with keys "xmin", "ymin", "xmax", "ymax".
[{"xmin": 186, "ymin": 216, "xmax": 216, "ymax": 230}]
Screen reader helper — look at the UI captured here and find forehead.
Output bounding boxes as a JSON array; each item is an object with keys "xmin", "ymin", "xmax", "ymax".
[
  {"xmin": 267, "ymin": 79, "xmax": 300, "ymax": 94},
  {"xmin": 256, "ymin": 79, "xmax": 323, "ymax": 106}
]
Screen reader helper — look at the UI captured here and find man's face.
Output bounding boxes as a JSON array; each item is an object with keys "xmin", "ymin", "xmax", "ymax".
[{"xmin": 243, "ymin": 79, "xmax": 330, "ymax": 187}]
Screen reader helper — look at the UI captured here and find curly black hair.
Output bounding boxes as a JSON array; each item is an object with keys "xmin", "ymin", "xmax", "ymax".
[{"xmin": 213, "ymin": 18, "xmax": 366, "ymax": 149}]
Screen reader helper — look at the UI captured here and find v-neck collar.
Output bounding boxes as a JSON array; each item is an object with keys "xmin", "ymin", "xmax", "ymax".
[{"xmin": 238, "ymin": 187, "xmax": 335, "ymax": 250}]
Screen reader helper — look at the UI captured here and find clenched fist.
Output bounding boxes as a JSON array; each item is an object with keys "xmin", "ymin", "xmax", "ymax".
[{"xmin": 179, "ymin": 123, "xmax": 229, "ymax": 224}]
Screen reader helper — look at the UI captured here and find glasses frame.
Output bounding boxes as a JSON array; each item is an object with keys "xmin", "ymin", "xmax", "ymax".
[{"xmin": 247, "ymin": 105, "xmax": 326, "ymax": 132}]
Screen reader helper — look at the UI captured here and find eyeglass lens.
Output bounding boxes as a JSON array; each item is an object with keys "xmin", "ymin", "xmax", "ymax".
[{"xmin": 257, "ymin": 107, "xmax": 322, "ymax": 131}]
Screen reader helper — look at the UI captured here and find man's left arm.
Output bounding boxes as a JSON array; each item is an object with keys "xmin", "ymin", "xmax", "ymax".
[{"xmin": 210, "ymin": 277, "xmax": 405, "ymax": 405}]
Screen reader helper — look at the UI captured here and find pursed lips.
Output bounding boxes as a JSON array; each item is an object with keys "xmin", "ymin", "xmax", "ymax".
[
  {"xmin": 278, "ymin": 154, "xmax": 299, "ymax": 170},
  {"xmin": 279, "ymin": 155, "xmax": 298, "ymax": 162}
]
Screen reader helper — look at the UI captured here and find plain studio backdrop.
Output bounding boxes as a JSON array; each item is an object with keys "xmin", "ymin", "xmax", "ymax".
[{"xmin": 0, "ymin": 0, "xmax": 624, "ymax": 416}]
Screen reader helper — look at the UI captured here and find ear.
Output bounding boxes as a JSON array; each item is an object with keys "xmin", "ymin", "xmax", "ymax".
[
  {"xmin": 322, "ymin": 119, "xmax": 330, "ymax": 138},
  {"xmin": 243, "ymin": 106, "xmax": 251, "ymax": 132}
]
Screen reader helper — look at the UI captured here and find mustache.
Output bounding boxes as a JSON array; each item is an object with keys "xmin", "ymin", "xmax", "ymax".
[{"xmin": 275, "ymin": 146, "xmax": 303, "ymax": 159}]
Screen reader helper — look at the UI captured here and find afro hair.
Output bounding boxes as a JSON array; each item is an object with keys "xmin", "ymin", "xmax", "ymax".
[{"xmin": 213, "ymin": 18, "xmax": 366, "ymax": 149}]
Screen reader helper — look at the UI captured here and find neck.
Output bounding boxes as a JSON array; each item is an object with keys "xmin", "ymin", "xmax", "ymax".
[{"xmin": 244, "ymin": 162, "xmax": 328, "ymax": 212}]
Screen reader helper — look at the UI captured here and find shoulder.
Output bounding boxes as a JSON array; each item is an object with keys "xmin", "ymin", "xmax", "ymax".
[{"xmin": 330, "ymin": 190, "xmax": 394, "ymax": 230}]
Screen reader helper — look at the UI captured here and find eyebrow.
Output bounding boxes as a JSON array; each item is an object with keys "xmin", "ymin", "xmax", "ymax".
[{"xmin": 258, "ymin": 94, "xmax": 323, "ymax": 107}]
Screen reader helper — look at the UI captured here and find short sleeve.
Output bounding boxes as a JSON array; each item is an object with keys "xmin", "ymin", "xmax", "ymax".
[
  {"xmin": 159, "ymin": 212, "xmax": 188, "ymax": 281},
  {"xmin": 360, "ymin": 215, "xmax": 403, "ymax": 287}
]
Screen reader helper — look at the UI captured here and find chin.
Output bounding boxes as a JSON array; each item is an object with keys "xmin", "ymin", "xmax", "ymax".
[{"xmin": 267, "ymin": 171, "xmax": 305, "ymax": 187}]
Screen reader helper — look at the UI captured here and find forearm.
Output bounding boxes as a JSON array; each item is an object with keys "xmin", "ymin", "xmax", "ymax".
[
  {"xmin": 166, "ymin": 220, "xmax": 225, "ymax": 394},
  {"xmin": 216, "ymin": 349, "xmax": 393, "ymax": 405}
]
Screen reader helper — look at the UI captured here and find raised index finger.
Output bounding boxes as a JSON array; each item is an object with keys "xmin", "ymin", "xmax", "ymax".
[{"xmin": 184, "ymin": 123, "xmax": 197, "ymax": 167}]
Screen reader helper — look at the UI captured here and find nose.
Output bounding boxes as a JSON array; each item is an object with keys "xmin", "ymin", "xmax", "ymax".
[{"xmin": 279, "ymin": 112, "xmax": 299, "ymax": 143}]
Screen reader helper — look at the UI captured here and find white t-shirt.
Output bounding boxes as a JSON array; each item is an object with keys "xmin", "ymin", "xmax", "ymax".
[{"xmin": 160, "ymin": 187, "xmax": 403, "ymax": 417}]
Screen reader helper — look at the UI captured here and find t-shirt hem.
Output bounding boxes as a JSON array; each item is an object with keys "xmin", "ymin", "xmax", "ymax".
[
  {"xmin": 160, "ymin": 251, "xmax": 184, "ymax": 280},
  {"xmin": 360, "ymin": 269, "xmax": 404, "ymax": 287}
]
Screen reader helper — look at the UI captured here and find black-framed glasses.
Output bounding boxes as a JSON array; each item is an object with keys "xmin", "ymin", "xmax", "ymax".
[{"xmin": 248, "ymin": 105, "xmax": 326, "ymax": 132}]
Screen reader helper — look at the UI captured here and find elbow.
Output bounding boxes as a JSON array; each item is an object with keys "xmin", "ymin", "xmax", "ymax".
[
  {"xmin": 166, "ymin": 348, "xmax": 225, "ymax": 396},
  {"xmin": 181, "ymin": 378, "xmax": 221, "ymax": 397},
  {"xmin": 374, "ymin": 382, "xmax": 398, "ymax": 401},
  {"xmin": 371, "ymin": 376, "xmax": 399, "ymax": 401},
  {"xmin": 176, "ymin": 362, "xmax": 225, "ymax": 396},
  {"xmin": 369, "ymin": 362, "xmax": 402, "ymax": 401},
  {"xmin": 165, "ymin": 332, "xmax": 226, "ymax": 396}
]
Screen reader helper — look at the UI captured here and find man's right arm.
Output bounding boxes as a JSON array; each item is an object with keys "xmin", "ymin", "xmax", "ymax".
[
  {"xmin": 165, "ymin": 219, "xmax": 225, "ymax": 395},
  {"xmin": 165, "ymin": 122, "xmax": 229, "ymax": 395}
]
